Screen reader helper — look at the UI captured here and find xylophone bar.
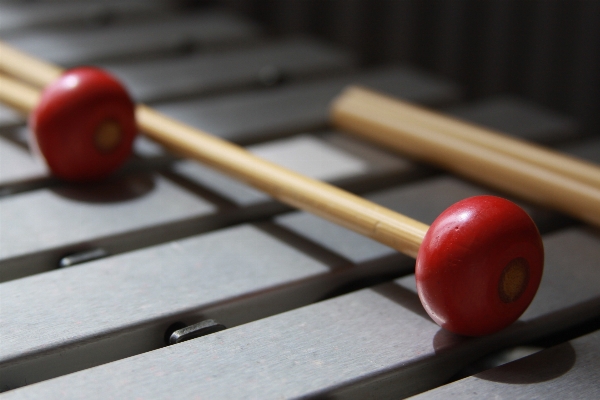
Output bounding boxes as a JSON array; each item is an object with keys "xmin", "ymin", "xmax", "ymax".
[
  {"xmin": 411, "ymin": 326, "xmax": 600, "ymax": 399},
  {"xmin": 2, "ymin": 227, "xmax": 599, "ymax": 398},
  {"xmin": 0, "ymin": 0, "xmax": 172, "ymax": 33},
  {"xmin": 2, "ymin": 11, "xmax": 262, "ymax": 67},
  {"xmin": 103, "ymin": 37, "xmax": 358, "ymax": 104},
  {"xmin": 0, "ymin": 171, "xmax": 566, "ymax": 388}
]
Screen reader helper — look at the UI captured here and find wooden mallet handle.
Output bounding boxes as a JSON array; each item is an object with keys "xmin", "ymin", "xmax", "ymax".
[
  {"xmin": 0, "ymin": 70, "xmax": 428, "ymax": 259},
  {"xmin": 333, "ymin": 86, "xmax": 600, "ymax": 189},
  {"xmin": 332, "ymin": 86, "xmax": 600, "ymax": 228}
]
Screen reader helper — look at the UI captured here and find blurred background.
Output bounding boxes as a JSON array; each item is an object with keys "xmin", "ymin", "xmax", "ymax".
[{"xmin": 213, "ymin": 0, "xmax": 599, "ymax": 137}]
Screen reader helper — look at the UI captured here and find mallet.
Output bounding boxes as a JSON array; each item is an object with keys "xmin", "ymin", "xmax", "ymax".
[{"xmin": 0, "ymin": 43, "xmax": 544, "ymax": 336}]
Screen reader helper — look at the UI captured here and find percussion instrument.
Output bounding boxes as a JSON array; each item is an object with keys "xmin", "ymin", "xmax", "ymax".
[
  {"xmin": 1, "ymin": 47, "xmax": 546, "ymax": 336},
  {"xmin": 0, "ymin": 1, "xmax": 599, "ymax": 398}
]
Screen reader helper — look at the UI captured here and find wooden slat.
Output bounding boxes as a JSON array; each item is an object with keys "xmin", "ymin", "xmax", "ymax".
[{"xmin": 2, "ymin": 226, "xmax": 599, "ymax": 399}]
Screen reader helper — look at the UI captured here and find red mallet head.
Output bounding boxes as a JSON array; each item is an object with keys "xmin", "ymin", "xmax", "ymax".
[
  {"xmin": 416, "ymin": 196, "xmax": 544, "ymax": 336},
  {"xmin": 29, "ymin": 67, "xmax": 137, "ymax": 181}
]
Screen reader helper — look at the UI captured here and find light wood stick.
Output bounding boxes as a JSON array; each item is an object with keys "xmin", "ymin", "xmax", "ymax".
[
  {"xmin": 331, "ymin": 86, "xmax": 600, "ymax": 227},
  {"xmin": 332, "ymin": 86, "xmax": 600, "ymax": 189},
  {"xmin": 0, "ymin": 41, "xmax": 62, "ymax": 88},
  {"xmin": 0, "ymin": 74, "xmax": 40, "ymax": 114},
  {"xmin": 0, "ymin": 71, "xmax": 428, "ymax": 259},
  {"xmin": 0, "ymin": 40, "xmax": 427, "ymax": 257}
]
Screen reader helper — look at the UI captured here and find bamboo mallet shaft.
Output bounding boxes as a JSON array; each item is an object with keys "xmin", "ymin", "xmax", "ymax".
[
  {"xmin": 331, "ymin": 86, "xmax": 600, "ymax": 228},
  {"xmin": 0, "ymin": 72, "xmax": 428, "ymax": 259},
  {"xmin": 0, "ymin": 41, "xmax": 62, "ymax": 88},
  {"xmin": 333, "ymin": 86, "xmax": 600, "ymax": 190}
]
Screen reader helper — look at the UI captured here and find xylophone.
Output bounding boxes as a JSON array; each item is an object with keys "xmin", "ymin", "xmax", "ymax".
[{"xmin": 0, "ymin": 2, "xmax": 599, "ymax": 399}]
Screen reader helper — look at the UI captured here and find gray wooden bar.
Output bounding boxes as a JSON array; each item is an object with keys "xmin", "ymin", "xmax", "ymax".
[
  {"xmin": 0, "ymin": 130, "xmax": 48, "ymax": 190},
  {"xmin": 447, "ymin": 95, "xmax": 579, "ymax": 145},
  {"xmin": 0, "ymin": 133, "xmax": 414, "ymax": 282},
  {"xmin": 0, "ymin": 0, "xmax": 171, "ymax": 34},
  {"xmin": 4, "ymin": 11, "xmax": 261, "ymax": 67},
  {"xmin": 154, "ymin": 66, "xmax": 462, "ymax": 143},
  {"xmin": 0, "ymin": 168, "xmax": 592, "ymax": 392},
  {"xmin": 563, "ymin": 136, "xmax": 600, "ymax": 164},
  {"xmin": 104, "ymin": 37, "xmax": 357, "ymax": 103},
  {"xmin": 2, "ymin": 226, "xmax": 598, "ymax": 398},
  {"xmin": 410, "ymin": 328, "xmax": 600, "ymax": 399},
  {"xmin": 0, "ymin": 221, "xmax": 410, "ymax": 392},
  {"xmin": 0, "ymin": 134, "xmax": 420, "ymax": 389},
  {"xmin": 170, "ymin": 133, "xmax": 418, "ymax": 207},
  {"xmin": 0, "ymin": 105, "xmax": 22, "ymax": 130}
]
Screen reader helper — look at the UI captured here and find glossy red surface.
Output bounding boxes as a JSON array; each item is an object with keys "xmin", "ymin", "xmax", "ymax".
[
  {"xmin": 30, "ymin": 67, "xmax": 137, "ymax": 181},
  {"xmin": 416, "ymin": 196, "xmax": 544, "ymax": 336}
]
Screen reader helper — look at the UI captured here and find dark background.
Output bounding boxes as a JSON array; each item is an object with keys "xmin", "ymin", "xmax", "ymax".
[{"xmin": 203, "ymin": 0, "xmax": 599, "ymax": 138}]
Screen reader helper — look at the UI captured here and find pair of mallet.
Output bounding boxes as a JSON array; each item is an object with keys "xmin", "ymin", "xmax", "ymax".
[{"xmin": 1, "ymin": 41, "xmax": 596, "ymax": 336}]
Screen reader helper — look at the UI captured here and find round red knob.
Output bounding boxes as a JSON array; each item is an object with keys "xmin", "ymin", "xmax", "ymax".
[
  {"xmin": 416, "ymin": 196, "xmax": 544, "ymax": 336},
  {"xmin": 29, "ymin": 67, "xmax": 137, "ymax": 181}
]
